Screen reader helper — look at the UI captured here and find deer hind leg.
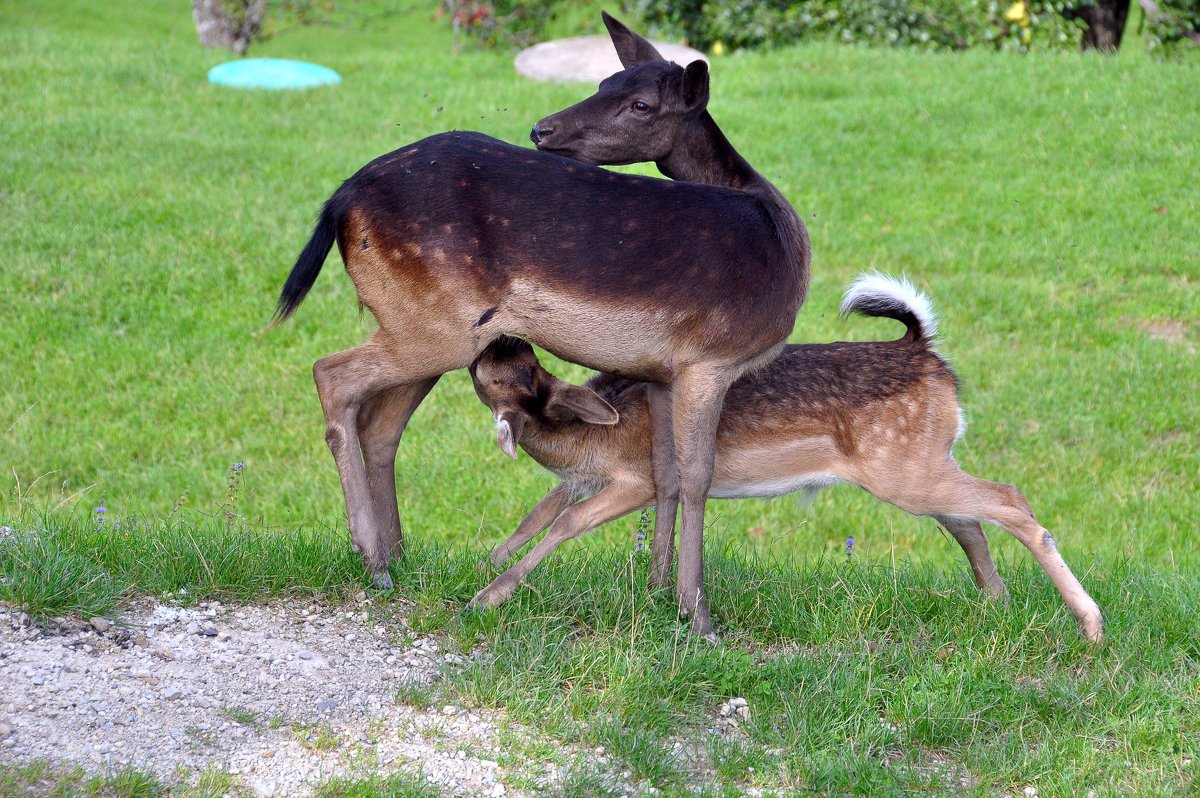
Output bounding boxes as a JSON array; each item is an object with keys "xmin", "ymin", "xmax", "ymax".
[
  {"xmin": 670, "ymin": 367, "xmax": 734, "ymax": 639},
  {"xmin": 469, "ymin": 480, "xmax": 650, "ymax": 609},
  {"xmin": 933, "ymin": 515, "xmax": 1009, "ymax": 602},
  {"xmin": 909, "ymin": 472, "xmax": 1103, "ymax": 642},
  {"xmin": 646, "ymin": 383, "xmax": 680, "ymax": 590},
  {"xmin": 969, "ymin": 479, "xmax": 1103, "ymax": 642},
  {"xmin": 313, "ymin": 333, "xmax": 454, "ymax": 589},
  {"xmin": 357, "ymin": 376, "xmax": 440, "ymax": 564},
  {"xmin": 488, "ymin": 483, "xmax": 574, "ymax": 566}
]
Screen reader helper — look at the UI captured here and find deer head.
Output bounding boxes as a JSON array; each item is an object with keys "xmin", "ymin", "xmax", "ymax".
[
  {"xmin": 470, "ymin": 337, "xmax": 619, "ymax": 460},
  {"xmin": 530, "ymin": 12, "xmax": 710, "ymax": 167}
]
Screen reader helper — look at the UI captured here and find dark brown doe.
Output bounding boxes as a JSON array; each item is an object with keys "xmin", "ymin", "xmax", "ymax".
[
  {"xmin": 528, "ymin": 14, "xmax": 816, "ymax": 604},
  {"xmin": 467, "ymin": 274, "xmax": 1105, "ymax": 642},
  {"xmin": 274, "ymin": 13, "xmax": 810, "ymax": 635}
]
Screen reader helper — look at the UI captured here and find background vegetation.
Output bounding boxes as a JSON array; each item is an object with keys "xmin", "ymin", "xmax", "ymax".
[
  {"xmin": 1, "ymin": 0, "xmax": 1198, "ymax": 795},
  {"xmin": 2, "ymin": 0, "xmax": 1195, "ymax": 569},
  {"xmin": 444, "ymin": 0, "xmax": 1200, "ymax": 54}
]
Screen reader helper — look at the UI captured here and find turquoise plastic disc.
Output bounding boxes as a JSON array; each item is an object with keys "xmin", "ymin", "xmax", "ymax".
[{"xmin": 207, "ymin": 58, "xmax": 341, "ymax": 90}]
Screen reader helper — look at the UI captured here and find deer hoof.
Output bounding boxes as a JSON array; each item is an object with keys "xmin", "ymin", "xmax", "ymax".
[
  {"xmin": 468, "ymin": 589, "xmax": 501, "ymax": 611},
  {"xmin": 469, "ymin": 578, "xmax": 516, "ymax": 610},
  {"xmin": 1080, "ymin": 609, "xmax": 1105, "ymax": 644},
  {"xmin": 369, "ymin": 571, "xmax": 395, "ymax": 591}
]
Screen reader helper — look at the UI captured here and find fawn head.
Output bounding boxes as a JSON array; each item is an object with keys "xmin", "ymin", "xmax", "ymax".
[
  {"xmin": 530, "ymin": 11, "xmax": 710, "ymax": 166},
  {"xmin": 470, "ymin": 337, "xmax": 619, "ymax": 459}
]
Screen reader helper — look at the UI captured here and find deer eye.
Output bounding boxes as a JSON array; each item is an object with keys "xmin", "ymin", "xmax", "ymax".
[{"xmin": 632, "ymin": 101, "xmax": 650, "ymax": 113}]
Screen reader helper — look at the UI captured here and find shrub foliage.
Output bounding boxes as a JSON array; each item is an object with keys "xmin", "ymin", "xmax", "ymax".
[
  {"xmin": 443, "ymin": 0, "xmax": 1199, "ymax": 55},
  {"xmin": 634, "ymin": 0, "xmax": 1086, "ymax": 52}
]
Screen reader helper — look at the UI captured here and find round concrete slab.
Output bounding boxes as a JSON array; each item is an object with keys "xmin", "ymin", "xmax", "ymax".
[{"xmin": 515, "ymin": 36, "xmax": 707, "ymax": 84}]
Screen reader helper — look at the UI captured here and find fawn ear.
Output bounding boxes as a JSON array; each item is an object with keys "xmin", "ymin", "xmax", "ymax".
[
  {"xmin": 495, "ymin": 410, "xmax": 527, "ymax": 460},
  {"xmin": 551, "ymin": 384, "xmax": 619, "ymax": 426},
  {"xmin": 682, "ymin": 60, "xmax": 710, "ymax": 110},
  {"xmin": 602, "ymin": 10, "xmax": 665, "ymax": 67}
]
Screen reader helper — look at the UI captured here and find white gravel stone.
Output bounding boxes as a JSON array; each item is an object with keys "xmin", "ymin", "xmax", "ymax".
[
  {"xmin": 0, "ymin": 598, "xmax": 637, "ymax": 797},
  {"xmin": 89, "ymin": 617, "xmax": 113, "ymax": 633}
]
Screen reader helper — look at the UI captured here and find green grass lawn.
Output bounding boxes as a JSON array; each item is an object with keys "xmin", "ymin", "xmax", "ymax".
[{"xmin": 2, "ymin": 1, "xmax": 1198, "ymax": 796}]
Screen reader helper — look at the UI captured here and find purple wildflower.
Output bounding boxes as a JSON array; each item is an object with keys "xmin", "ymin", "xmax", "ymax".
[{"xmin": 845, "ymin": 535, "xmax": 855, "ymax": 558}]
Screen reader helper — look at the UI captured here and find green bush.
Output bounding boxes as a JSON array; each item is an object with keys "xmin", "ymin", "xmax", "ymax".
[
  {"xmin": 444, "ymin": 0, "xmax": 1197, "ymax": 56},
  {"xmin": 632, "ymin": 0, "xmax": 1083, "ymax": 52},
  {"xmin": 1145, "ymin": 0, "xmax": 1200, "ymax": 55},
  {"xmin": 440, "ymin": 0, "xmax": 606, "ymax": 48}
]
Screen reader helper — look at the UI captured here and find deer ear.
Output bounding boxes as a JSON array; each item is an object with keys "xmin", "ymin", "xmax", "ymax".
[
  {"xmin": 551, "ymin": 384, "xmax": 619, "ymax": 426},
  {"xmin": 602, "ymin": 10, "xmax": 665, "ymax": 67},
  {"xmin": 682, "ymin": 60, "xmax": 710, "ymax": 110},
  {"xmin": 495, "ymin": 410, "xmax": 527, "ymax": 460}
]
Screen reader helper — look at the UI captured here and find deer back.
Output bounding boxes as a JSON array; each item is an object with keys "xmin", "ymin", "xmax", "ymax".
[{"xmin": 329, "ymin": 133, "xmax": 802, "ymax": 365}]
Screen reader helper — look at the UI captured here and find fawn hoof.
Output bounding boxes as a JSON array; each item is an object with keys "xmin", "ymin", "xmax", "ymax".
[
  {"xmin": 468, "ymin": 587, "xmax": 504, "ymax": 611},
  {"xmin": 1079, "ymin": 607, "xmax": 1105, "ymax": 643},
  {"xmin": 369, "ymin": 571, "xmax": 395, "ymax": 591},
  {"xmin": 469, "ymin": 575, "xmax": 519, "ymax": 610},
  {"xmin": 679, "ymin": 600, "xmax": 715, "ymax": 639},
  {"xmin": 978, "ymin": 576, "xmax": 1010, "ymax": 605}
]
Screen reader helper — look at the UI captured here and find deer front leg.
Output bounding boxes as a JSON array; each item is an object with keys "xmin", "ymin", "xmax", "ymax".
[
  {"xmin": 488, "ymin": 483, "xmax": 574, "ymax": 565},
  {"xmin": 357, "ymin": 377, "xmax": 440, "ymax": 565},
  {"xmin": 670, "ymin": 367, "xmax": 732, "ymax": 639},
  {"xmin": 469, "ymin": 480, "xmax": 650, "ymax": 609},
  {"xmin": 646, "ymin": 383, "xmax": 679, "ymax": 589}
]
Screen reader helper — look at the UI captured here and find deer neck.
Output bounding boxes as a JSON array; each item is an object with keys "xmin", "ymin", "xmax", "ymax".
[
  {"xmin": 656, "ymin": 112, "xmax": 768, "ymax": 193},
  {"xmin": 657, "ymin": 111, "xmax": 810, "ymax": 294}
]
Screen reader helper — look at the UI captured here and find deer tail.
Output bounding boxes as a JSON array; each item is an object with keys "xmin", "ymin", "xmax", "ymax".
[
  {"xmin": 838, "ymin": 272, "xmax": 938, "ymax": 345},
  {"xmin": 273, "ymin": 197, "xmax": 338, "ymax": 324}
]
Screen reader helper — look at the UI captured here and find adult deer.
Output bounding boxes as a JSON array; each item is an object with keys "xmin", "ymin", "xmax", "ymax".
[
  {"xmin": 275, "ymin": 13, "xmax": 810, "ymax": 635},
  {"xmin": 465, "ymin": 274, "xmax": 1105, "ymax": 643},
  {"xmin": 529, "ymin": 13, "xmax": 812, "ymax": 615}
]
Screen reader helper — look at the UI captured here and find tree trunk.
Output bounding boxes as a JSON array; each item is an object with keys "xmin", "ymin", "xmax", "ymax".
[
  {"xmin": 192, "ymin": 0, "xmax": 266, "ymax": 56},
  {"xmin": 1066, "ymin": 0, "xmax": 1132, "ymax": 50}
]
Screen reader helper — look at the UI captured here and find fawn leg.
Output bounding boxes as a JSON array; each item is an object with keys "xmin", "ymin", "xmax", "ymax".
[
  {"xmin": 895, "ymin": 469, "xmax": 1104, "ymax": 642},
  {"xmin": 470, "ymin": 481, "xmax": 650, "ymax": 609},
  {"xmin": 968, "ymin": 479, "xmax": 1103, "ymax": 641},
  {"xmin": 935, "ymin": 515, "xmax": 1009, "ymax": 602},
  {"xmin": 488, "ymin": 483, "xmax": 574, "ymax": 565}
]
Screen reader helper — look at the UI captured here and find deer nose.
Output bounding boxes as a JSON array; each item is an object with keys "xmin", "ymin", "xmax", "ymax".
[{"xmin": 530, "ymin": 123, "xmax": 554, "ymax": 146}]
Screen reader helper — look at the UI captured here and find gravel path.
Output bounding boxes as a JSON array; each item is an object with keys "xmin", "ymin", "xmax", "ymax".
[{"xmin": 0, "ymin": 598, "xmax": 584, "ymax": 796}]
